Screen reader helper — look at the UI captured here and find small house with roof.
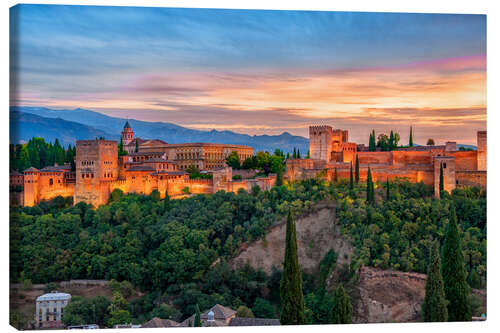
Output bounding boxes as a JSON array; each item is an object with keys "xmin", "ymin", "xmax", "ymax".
[{"xmin": 34, "ymin": 291, "xmax": 71, "ymax": 329}]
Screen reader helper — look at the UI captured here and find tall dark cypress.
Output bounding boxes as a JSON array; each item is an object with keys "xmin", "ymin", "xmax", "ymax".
[
  {"xmin": 369, "ymin": 130, "xmax": 376, "ymax": 151},
  {"xmin": 164, "ymin": 190, "xmax": 170, "ymax": 212},
  {"xmin": 333, "ymin": 168, "xmax": 338, "ymax": 183},
  {"xmin": 386, "ymin": 178, "xmax": 390, "ymax": 201},
  {"xmin": 276, "ymin": 166, "xmax": 283, "ymax": 186},
  {"xmin": 355, "ymin": 155, "xmax": 360, "ymax": 184},
  {"xmin": 331, "ymin": 284, "xmax": 352, "ymax": 324},
  {"xmin": 442, "ymin": 204, "xmax": 471, "ymax": 321},
  {"xmin": 422, "ymin": 241, "xmax": 448, "ymax": 322},
  {"xmin": 135, "ymin": 139, "xmax": 139, "ymax": 153},
  {"xmin": 297, "ymin": 149, "xmax": 301, "ymax": 159},
  {"xmin": 280, "ymin": 210, "xmax": 305, "ymax": 325},
  {"xmin": 439, "ymin": 163, "xmax": 444, "ymax": 197},
  {"xmin": 349, "ymin": 162, "xmax": 354, "ymax": 191},
  {"xmin": 293, "ymin": 148, "xmax": 297, "ymax": 159},
  {"xmin": 409, "ymin": 126, "xmax": 414, "ymax": 147},
  {"xmin": 366, "ymin": 167, "xmax": 374, "ymax": 204},
  {"xmin": 389, "ymin": 130, "xmax": 395, "ymax": 150},
  {"xmin": 194, "ymin": 304, "xmax": 202, "ymax": 327}
]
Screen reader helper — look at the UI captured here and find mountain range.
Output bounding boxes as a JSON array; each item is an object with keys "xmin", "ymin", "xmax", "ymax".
[{"xmin": 10, "ymin": 106, "xmax": 310, "ymax": 153}]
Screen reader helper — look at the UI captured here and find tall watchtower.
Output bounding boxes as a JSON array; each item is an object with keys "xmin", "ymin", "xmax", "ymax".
[
  {"xmin": 309, "ymin": 125, "xmax": 333, "ymax": 162},
  {"xmin": 121, "ymin": 121, "xmax": 134, "ymax": 145},
  {"xmin": 74, "ymin": 139, "xmax": 118, "ymax": 207},
  {"xmin": 477, "ymin": 131, "xmax": 486, "ymax": 171},
  {"xmin": 434, "ymin": 156, "xmax": 456, "ymax": 198}
]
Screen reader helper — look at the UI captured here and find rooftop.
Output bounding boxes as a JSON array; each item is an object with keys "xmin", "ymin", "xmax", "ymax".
[
  {"xmin": 229, "ymin": 317, "xmax": 281, "ymax": 326},
  {"xmin": 142, "ymin": 318, "xmax": 179, "ymax": 328},
  {"xmin": 36, "ymin": 291, "xmax": 71, "ymax": 302}
]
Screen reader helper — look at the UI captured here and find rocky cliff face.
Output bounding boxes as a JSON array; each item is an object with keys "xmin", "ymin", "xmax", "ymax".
[
  {"xmin": 351, "ymin": 267, "xmax": 426, "ymax": 323},
  {"xmin": 230, "ymin": 203, "xmax": 353, "ymax": 274}
]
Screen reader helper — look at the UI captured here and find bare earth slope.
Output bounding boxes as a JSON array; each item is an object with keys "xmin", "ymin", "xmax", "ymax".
[{"xmin": 230, "ymin": 202, "xmax": 353, "ymax": 274}]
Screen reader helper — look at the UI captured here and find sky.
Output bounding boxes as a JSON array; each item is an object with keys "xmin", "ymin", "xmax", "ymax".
[{"xmin": 10, "ymin": 5, "xmax": 486, "ymax": 145}]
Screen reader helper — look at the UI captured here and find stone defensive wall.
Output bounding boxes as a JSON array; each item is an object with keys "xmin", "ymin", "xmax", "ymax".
[
  {"xmin": 456, "ymin": 170, "xmax": 487, "ymax": 189},
  {"xmin": 451, "ymin": 150, "xmax": 478, "ymax": 171}
]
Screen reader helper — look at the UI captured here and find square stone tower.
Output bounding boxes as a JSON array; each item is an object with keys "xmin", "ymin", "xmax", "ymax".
[
  {"xmin": 477, "ymin": 131, "xmax": 486, "ymax": 171},
  {"xmin": 75, "ymin": 139, "xmax": 118, "ymax": 207},
  {"xmin": 309, "ymin": 125, "xmax": 333, "ymax": 162},
  {"xmin": 434, "ymin": 156, "xmax": 456, "ymax": 198}
]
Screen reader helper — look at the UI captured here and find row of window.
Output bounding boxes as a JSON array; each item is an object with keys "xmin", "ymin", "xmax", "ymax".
[{"xmin": 81, "ymin": 160, "xmax": 94, "ymax": 166}]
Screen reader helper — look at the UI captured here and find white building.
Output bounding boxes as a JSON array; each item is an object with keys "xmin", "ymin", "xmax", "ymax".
[{"xmin": 34, "ymin": 291, "xmax": 71, "ymax": 328}]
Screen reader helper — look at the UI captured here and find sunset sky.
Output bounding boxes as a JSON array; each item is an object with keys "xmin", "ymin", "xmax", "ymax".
[{"xmin": 10, "ymin": 5, "xmax": 486, "ymax": 145}]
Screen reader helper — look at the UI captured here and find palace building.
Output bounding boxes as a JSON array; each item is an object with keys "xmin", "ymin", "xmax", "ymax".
[
  {"xmin": 287, "ymin": 126, "xmax": 486, "ymax": 198},
  {"xmin": 11, "ymin": 122, "xmax": 486, "ymax": 207}
]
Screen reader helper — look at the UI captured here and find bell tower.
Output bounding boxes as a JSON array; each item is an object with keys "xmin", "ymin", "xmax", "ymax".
[{"xmin": 121, "ymin": 121, "xmax": 134, "ymax": 145}]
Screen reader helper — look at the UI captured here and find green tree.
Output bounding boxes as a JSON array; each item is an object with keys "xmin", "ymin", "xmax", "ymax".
[
  {"xmin": 333, "ymin": 168, "xmax": 338, "ymax": 183},
  {"xmin": 280, "ymin": 210, "xmax": 305, "ymax": 325},
  {"xmin": 293, "ymin": 148, "xmax": 297, "ymax": 159},
  {"xmin": 226, "ymin": 151, "xmax": 241, "ymax": 169},
  {"xmin": 355, "ymin": 155, "xmax": 360, "ymax": 184},
  {"xmin": 306, "ymin": 150, "xmax": 310, "ymax": 159},
  {"xmin": 275, "ymin": 165, "xmax": 283, "ymax": 186},
  {"xmin": 237, "ymin": 305, "xmax": 254, "ymax": 318},
  {"xmin": 164, "ymin": 190, "xmax": 170, "ymax": 212},
  {"xmin": 349, "ymin": 162, "xmax": 354, "ymax": 191},
  {"xmin": 409, "ymin": 126, "xmax": 414, "ymax": 147},
  {"xmin": 194, "ymin": 304, "xmax": 202, "ymax": 327},
  {"xmin": 297, "ymin": 149, "xmax": 301, "ymax": 159},
  {"xmin": 332, "ymin": 284, "xmax": 352, "ymax": 324},
  {"xmin": 385, "ymin": 178, "xmax": 390, "ymax": 201},
  {"xmin": 135, "ymin": 140, "xmax": 139, "ymax": 153},
  {"xmin": 252, "ymin": 298, "xmax": 275, "ymax": 318},
  {"xmin": 108, "ymin": 309, "xmax": 131, "ymax": 327},
  {"xmin": 369, "ymin": 130, "xmax": 376, "ymax": 151},
  {"xmin": 442, "ymin": 204, "xmax": 471, "ymax": 321},
  {"xmin": 366, "ymin": 167, "xmax": 374, "ymax": 204},
  {"xmin": 422, "ymin": 241, "xmax": 448, "ymax": 322},
  {"xmin": 427, "ymin": 138, "xmax": 435, "ymax": 146}
]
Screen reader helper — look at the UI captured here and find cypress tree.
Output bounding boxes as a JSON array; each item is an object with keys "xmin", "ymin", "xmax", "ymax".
[
  {"xmin": 293, "ymin": 148, "xmax": 297, "ymax": 159},
  {"xmin": 333, "ymin": 168, "xmax": 338, "ymax": 183},
  {"xmin": 297, "ymin": 149, "xmax": 301, "ymax": 159},
  {"xmin": 280, "ymin": 210, "xmax": 305, "ymax": 325},
  {"xmin": 368, "ymin": 130, "xmax": 376, "ymax": 151},
  {"xmin": 389, "ymin": 130, "xmax": 395, "ymax": 150},
  {"xmin": 332, "ymin": 284, "xmax": 352, "ymax": 324},
  {"xmin": 366, "ymin": 167, "xmax": 374, "ymax": 204},
  {"xmin": 355, "ymin": 155, "xmax": 360, "ymax": 183},
  {"xmin": 135, "ymin": 139, "xmax": 139, "ymax": 153},
  {"xmin": 286, "ymin": 152, "xmax": 290, "ymax": 160},
  {"xmin": 194, "ymin": 304, "xmax": 202, "ymax": 327},
  {"xmin": 306, "ymin": 150, "xmax": 310, "ymax": 159},
  {"xmin": 164, "ymin": 190, "xmax": 170, "ymax": 212},
  {"xmin": 422, "ymin": 241, "xmax": 448, "ymax": 322},
  {"xmin": 409, "ymin": 126, "xmax": 414, "ymax": 147},
  {"xmin": 442, "ymin": 204, "xmax": 471, "ymax": 321},
  {"xmin": 276, "ymin": 166, "xmax": 283, "ymax": 186},
  {"xmin": 386, "ymin": 178, "xmax": 390, "ymax": 201},
  {"xmin": 349, "ymin": 162, "xmax": 354, "ymax": 191},
  {"xmin": 439, "ymin": 163, "xmax": 444, "ymax": 197}
]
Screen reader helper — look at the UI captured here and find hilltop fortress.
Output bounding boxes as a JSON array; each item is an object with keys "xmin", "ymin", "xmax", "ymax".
[
  {"xmin": 11, "ymin": 122, "xmax": 486, "ymax": 207},
  {"xmin": 287, "ymin": 126, "xmax": 486, "ymax": 196}
]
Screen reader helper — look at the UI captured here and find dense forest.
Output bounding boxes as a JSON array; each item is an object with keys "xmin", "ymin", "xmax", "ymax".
[
  {"xmin": 10, "ymin": 137, "xmax": 76, "ymax": 172},
  {"xmin": 9, "ymin": 176, "xmax": 486, "ymax": 326}
]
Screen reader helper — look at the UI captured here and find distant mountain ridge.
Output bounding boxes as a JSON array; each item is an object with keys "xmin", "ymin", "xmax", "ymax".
[
  {"xmin": 10, "ymin": 106, "xmax": 309, "ymax": 153},
  {"xmin": 10, "ymin": 111, "xmax": 115, "ymax": 146}
]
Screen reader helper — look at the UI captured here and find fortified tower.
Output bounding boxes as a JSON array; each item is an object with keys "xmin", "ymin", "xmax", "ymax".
[
  {"xmin": 74, "ymin": 139, "xmax": 118, "ymax": 207},
  {"xmin": 434, "ymin": 156, "xmax": 456, "ymax": 198},
  {"xmin": 121, "ymin": 121, "xmax": 134, "ymax": 145},
  {"xmin": 309, "ymin": 125, "xmax": 333, "ymax": 162},
  {"xmin": 23, "ymin": 167, "xmax": 40, "ymax": 207},
  {"xmin": 477, "ymin": 131, "xmax": 486, "ymax": 171}
]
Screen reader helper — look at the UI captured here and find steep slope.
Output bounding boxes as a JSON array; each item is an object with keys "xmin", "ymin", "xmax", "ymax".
[
  {"xmin": 230, "ymin": 202, "xmax": 354, "ymax": 274},
  {"xmin": 12, "ymin": 106, "xmax": 309, "ymax": 153}
]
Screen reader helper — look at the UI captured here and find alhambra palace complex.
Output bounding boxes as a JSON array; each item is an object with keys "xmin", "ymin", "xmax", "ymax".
[{"xmin": 11, "ymin": 122, "xmax": 487, "ymax": 207}]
